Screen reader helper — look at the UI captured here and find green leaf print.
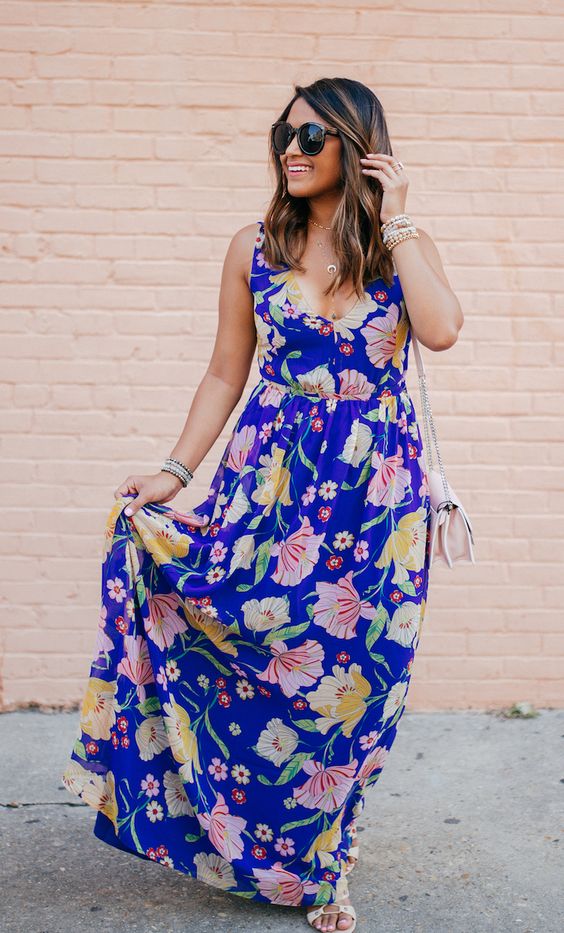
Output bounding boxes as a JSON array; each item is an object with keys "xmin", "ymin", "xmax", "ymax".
[
  {"xmin": 398, "ymin": 579, "xmax": 417, "ymax": 596},
  {"xmin": 366, "ymin": 601, "xmax": 390, "ymax": 650},
  {"xmin": 342, "ymin": 455, "xmax": 372, "ymax": 491},
  {"xmin": 189, "ymin": 646, "xmax": 233, "ymax": 676},
  {"xmin": 72, "ymin": 739, "xmax": 87, "ymax": 760},
  {"xmin": 257, "ymin": 750, "xmax": 314, "ymax": 787},
  {"xmin": 314, "ymin": 882, "xmax": 334, "ymax": 906},
  {"xmin": 137, "ymin": 695, "xmax": 161, "ymax": 716},
  {"xmin": 263, "ymin": 620, "xmax": 310, "ymax": 645},
  {"xmin": 296, "ymin": 439, "xmax": 318, "ymax": 479},
  {"xmin": 360, "ymin": 508, "xmax": 389, "ymax": 533},
  {"xmin": 292, "ymin": 718, "xmax": 319, "ymax": 732},
  {"xmin": 204, "ymin": 708, "xmax": 230, "ymax": 759},
  {"xmin": 253, "ymin": 537, "xmax": 274, "ymax": 587},
  {"xmin": 267, "ymin": 300, "xmax": 286, "ymax": 327},
  {"xmin": 280, "ymin": 809, "xmax": 322, "ymax": 834}
]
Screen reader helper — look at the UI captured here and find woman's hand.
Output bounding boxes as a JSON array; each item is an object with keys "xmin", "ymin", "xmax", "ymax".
[
  {"xmin": 360, "ymin": 151, "xmax": 408, "ymax": 224},
  {"xmin": 113, "ymin": 470, "xmax": 185, "ymax": 518}
]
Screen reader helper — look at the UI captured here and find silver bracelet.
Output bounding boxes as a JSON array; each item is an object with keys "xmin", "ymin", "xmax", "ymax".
[{"xmin": 161, "ymin": 457, "xmax": 194, "ymax": 488}]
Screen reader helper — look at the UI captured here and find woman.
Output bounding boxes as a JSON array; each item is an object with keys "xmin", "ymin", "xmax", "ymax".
[{"xmin": 62, "ymin": 77, "xmax": 463, "ymax": 932}]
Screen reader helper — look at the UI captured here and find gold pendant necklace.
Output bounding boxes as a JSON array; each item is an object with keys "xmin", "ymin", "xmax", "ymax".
[{"xmin": 311, "ymin": 230, "xmax": 339, "ymax": 319}]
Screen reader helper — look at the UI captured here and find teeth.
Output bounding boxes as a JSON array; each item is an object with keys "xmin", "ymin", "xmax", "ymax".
[{"xmin": 288, "ymin": 166, "xmax": 311, "ymax": 172}]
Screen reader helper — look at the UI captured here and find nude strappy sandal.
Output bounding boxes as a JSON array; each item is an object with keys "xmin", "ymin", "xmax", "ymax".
[
  {"xmin": 306, "ymin": 872, "xmax": 357, "ymax": 932},
  {"xmin": 343, "ymin": 820, "xmax": 359, "ymax": 877}
]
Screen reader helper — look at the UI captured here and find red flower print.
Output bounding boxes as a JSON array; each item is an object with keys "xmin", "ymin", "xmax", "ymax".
[
  {"xmin": 111, "ymin": 733, "xmax": 119, "ymax": 748},
  {"xmin": 414, "ymin": 575, "xmax": 422, "ymax": 587},
  {"xmin": 319, "ymin": 323, "xmax": 333, "ymax": 336},
  {"xmin": 265, "ymin": 364, "xmax": 275, "ymax": 376},
  {"xmin": 375, "ymin": 290, "xmax": 388, "ymax": 302},
  {"xmin": 121, "ymin": 736, "xmax": 130, "ymax": 748},
  {"xmin": 293, "ymin": 698, "xmax": 307, "ymax": 710},
  {"xmin": 232, "ymin": 788, "xmax": 247, "ymax": 804},
  {"xmin": 115, "ymin": 616, "xmax": 127, "ymax": 635},
  {"xmin": 85, "ymin": 741, "xmax": 99, "ymax": 755},
  {"xmin": 117, "ymin": 716, "xmax": 128, "ymax": 733},
  {"xmin": 146, "ymin": 847, "xmax": 157, "ymax": 860},
  {"xmin": 210, "ymin": 524, "xmax": 221, "ymax": 536},
  {"xmin": 340, "ymin": 343, "xmax": 353, "ymax": 356},
  {"xmin": 323, "ymin": 870, "xmax": 336, "ymax": 881},
  {"xmin": 408, "ymin": 442, "xmax": 417, "ymax": 459},
  {"xmin": 326, "ymin": 555, "xmax": 344, "ymax": 570},
  {"xmin": 390, "ymin": 590, "xmax": 403, "ymax": 603},
  {"xmin": 336, "ymin": 651, "xmax": 350, "ymax": 664},
  {"xmin": 215, "ymin": 677, "xmax": 227, "ymax": 689},
  {"xmin": 311, "ymin": 417, "xmax": 324, "ymax": 432},
  {"xmin": 318, "ymin": 506, "xmax": 332, "ymax": 522},
  {"xmin": 309, "ymin": 404, "xmax": 319, "ymax": 416},
  {"xmin": 218, "ymin": 691, "xmax": 231, "ymax": 707},
  {"xmin": 252, "ymin": 844, "xmax": 267, "ymax": 859},
  {"xmin": 156, "ymin": 844, "xmax": 168, "ymax": 858},
  {"xmin": 264, "ymin": 312, "xmax": 272, "ymax": 323},
  {"xmin": 257, "ymin": 686, "xmax": 271, "ymax": 697}
]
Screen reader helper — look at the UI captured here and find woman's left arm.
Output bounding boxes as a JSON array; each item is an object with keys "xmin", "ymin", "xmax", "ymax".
[
  {"xmin": 360, "ymin": 150, "xmax": 464, "ymax": 352},
  {"xmin": 391, "ymin": 227, "xmax": 464, "ymax": 352}
]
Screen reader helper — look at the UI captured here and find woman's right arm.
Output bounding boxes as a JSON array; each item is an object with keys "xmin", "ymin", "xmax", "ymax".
[{"xmin": 114, "ymin": 221, "xmax": 259, "ymax": 515}]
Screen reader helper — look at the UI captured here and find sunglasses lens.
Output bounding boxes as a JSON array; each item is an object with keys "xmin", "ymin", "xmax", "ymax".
[
  {"xmin": 300, "ymin": 122, "xmax": 324, "ymax": 155},
  {"xmin": 272, "ymin": 122, "xmax": 291, "ymax": 154}
]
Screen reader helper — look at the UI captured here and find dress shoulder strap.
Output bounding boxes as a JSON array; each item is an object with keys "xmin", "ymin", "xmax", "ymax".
[{"xmin": 250, "ymin": 218, "xmax": 266, "ymax": 279}]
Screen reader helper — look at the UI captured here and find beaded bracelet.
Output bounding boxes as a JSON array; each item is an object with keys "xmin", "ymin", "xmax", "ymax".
[
  {"xmin": 161, "ymin": 457, "xmax": 194, "ymax": 488},
  {"xmin": 384, "ymin": 229, "xmax": 420, "ymax": 251}
]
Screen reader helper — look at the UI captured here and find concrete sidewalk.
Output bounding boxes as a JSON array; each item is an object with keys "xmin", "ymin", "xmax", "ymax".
[{"xmin": 1, "ymin": 708, "xmax": 562, "ymax": 933}]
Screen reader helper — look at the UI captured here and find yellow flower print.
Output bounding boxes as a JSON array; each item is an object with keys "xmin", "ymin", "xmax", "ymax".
[
  {"xmin": 374, "ymin": 506, "xmax": 428, "ymax": 584},
  {"xmin": 79, "ymin": 676, "xmax": 118, "ymax": 741},
  {"xmin": 182, "ymin": 601, "xmax": 238, "ymax": 657},
  {"xmin": 251, "ymin": 444, "xmax": 293, "ymax": 516},
  {"xmin": 306, "ymin": 663, "xmax": 372, "ymax": 737},
  {"xmin": 162, "ymin": 694, "xmax": 203, "ymax": 783},
  {"xmin": 304, "ymin": 810, "xmax": 345, "ymax": 866}
]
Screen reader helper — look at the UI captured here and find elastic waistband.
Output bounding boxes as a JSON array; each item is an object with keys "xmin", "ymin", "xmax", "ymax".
[{"xmin": 258, "ymin": 376, "xmax": 407, "ymax": 401}]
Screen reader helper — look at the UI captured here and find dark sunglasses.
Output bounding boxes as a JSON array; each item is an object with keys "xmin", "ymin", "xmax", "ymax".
[{"xmin": 271, "ymin": 120, "xmax": 340, "ymax": 157}]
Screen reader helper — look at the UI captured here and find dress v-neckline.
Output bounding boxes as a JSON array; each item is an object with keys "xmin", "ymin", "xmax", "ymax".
[{"xmin": 287, "ymin": 268, "xmax": 362, "ymax": 325}]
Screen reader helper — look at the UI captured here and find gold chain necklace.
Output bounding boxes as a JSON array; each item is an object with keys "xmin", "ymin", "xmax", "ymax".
[{"xmin": 307, "ymin": 218, "xmax": 340, "ymax": 319}]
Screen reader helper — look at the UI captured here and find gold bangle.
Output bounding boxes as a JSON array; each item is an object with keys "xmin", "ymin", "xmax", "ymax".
[{"xmin": 384, "ymin": 229, "xmax": 420, "ymax": 251}]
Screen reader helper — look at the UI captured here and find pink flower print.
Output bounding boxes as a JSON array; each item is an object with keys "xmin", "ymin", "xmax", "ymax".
[
  {"xmin": 107, "ymin": 576, "xmax": 126, "ymax": 602},
  {"xmin": 367, "ymin": 445, "xmax": 411, "ymax": 508},
  {"xmin": 359, "ymin": 729, "xmax": 381, "ymax": 751},
  {"xmin": 226, "ymin": 424, "xmax": 257, "ymax": 472},
  {"xmin": 293, "ymin": 759, "xmax": 358, "ymax": 812},
  {"xmin": 257, "ymin": 639, "xmax": 325, "ymax": 697},
  {"xmin": 356, "ymin": 744, "xmax": 389, "ymax": 783},
  {"xmin": 156, "ymin": 665, "xmax": 168, "ymax": 691},
  {"xmin": 337, "ymin": 369, "xmax": 377, "ymax": 400},
  {"xmin": 196, "ymin": 792, "xmax": 247, "ymax": 861},
  {"xmin": 141, "ymin": 773, "xmax": 160, "ymax": 797},
  {"xmin": 313, "ymin": 570, "xmax": 375, "ymax": 640},
  {"xmin": 145, "ymin": 592, "xmax": 187, "ymax": 651},
  {"xmin": 116, "ymin": 635, "xmax": 155, "ymax": 702},
  {"xmin": 274, "ymin": 836, "xmax": 296, "ymax": 857},
  {"xmin": 252, "ymin": 861, "xmax": 320, "ymax": 906},
  {"xmin": 208, "ymin": 757, "xmax": 228, "ymax": 781},
  {"xmin": 95, "ymin": 603, "xmax": 114, "ymax": 657},
  {"xmin": 270, "ymin": 516, "xmax": 326, "ymax": 587},
  {"xmin": 361, "ymin": 303, "xmax": 401, "ymax": 369}
]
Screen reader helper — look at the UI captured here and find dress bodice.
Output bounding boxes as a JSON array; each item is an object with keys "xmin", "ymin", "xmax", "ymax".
[{"xmin": 250, "ymin": 219, "xmax": 412, "ymax": 401}]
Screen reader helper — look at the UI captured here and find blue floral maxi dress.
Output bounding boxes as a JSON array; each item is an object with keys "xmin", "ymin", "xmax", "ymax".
[{"xmin": 62, "ymin": 219, "xmax": 432, "ymax": 909}]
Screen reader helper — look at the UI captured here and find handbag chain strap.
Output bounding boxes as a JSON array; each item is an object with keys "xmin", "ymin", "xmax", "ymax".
[{"xmin": 409, "ymin": 329, "xmax": 454, "ymax": 510}]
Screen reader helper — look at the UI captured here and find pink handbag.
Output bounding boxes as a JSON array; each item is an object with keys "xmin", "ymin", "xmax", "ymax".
[{"xmin": 410, "ymin": 333, "xmax": 476, "ymax": 569}]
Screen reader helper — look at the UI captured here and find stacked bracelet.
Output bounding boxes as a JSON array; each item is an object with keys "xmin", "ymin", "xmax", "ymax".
[
  {"xmin": 161, "ymin": 457, "xmax": 194, "ymax": 488},
  {"xmin": 380, "ymin": 213, "xmax": 419, "ymax": 252}
]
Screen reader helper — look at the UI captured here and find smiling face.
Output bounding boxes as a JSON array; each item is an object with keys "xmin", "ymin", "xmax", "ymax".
[{"xmin": 280, "ymin": 97, "xmax": 343, "ymax": 199}]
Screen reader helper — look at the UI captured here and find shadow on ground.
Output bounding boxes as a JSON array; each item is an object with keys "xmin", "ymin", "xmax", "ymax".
[{"xmin": 1, "ymin": 708, "xmax": 562, "ymax": 933}]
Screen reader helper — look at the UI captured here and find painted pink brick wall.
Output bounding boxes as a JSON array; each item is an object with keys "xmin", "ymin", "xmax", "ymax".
[{"xmin": 1, "ymin": 1, "xmax": 563, "ymax": 711}]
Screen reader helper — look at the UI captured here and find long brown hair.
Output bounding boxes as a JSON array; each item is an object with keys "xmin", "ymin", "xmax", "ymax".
[{"xmin": 262, "ymin": 77, "xmax": 396, "ymax": 300}]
